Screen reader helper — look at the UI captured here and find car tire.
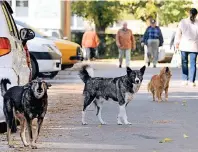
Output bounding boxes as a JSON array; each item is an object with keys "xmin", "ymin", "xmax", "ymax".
[
  {"xmin": 39, "ymin": 71, "xmax": 59, "ymax": 79},
  {"xmin": 31, "ymin": 58, "xmax": 38, "ymax": 80}
]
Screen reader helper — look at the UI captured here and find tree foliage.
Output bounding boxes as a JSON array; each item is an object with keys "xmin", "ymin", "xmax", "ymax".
[
  {"xmin": 71, "ymin": 1, "xmax": 124, "ymax": 32},
  {"xmin": 72, "ymin": 0, "xmax": 192, "ymax": 30},
  {"xmin": 126, "ymin": 0, "xmax": 192, "ymax": 26},
  {"xmin": 159, "ymin": 1, "xmax": 192, "ymax": 25}
]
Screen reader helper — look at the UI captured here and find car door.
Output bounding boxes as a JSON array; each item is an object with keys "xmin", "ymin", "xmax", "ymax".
[{"xmin": 2, "ymin": 2, "xmax": 29, "ymax": 85}]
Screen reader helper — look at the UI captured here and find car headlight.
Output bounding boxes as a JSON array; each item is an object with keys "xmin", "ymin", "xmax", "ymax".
[{"xmin": 42, "ymin": 44, "xmax": 55, "ymax": 52}]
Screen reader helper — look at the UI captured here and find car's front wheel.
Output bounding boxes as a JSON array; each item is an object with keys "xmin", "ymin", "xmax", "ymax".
[{"xmin": 31, "ymin": 58, "xmax": 38, "ymax": 80}]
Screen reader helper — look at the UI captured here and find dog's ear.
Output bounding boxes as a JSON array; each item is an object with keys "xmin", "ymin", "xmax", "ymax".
[
  {"xmin": 140, "ymin": 65, "xmax": 146, "ymax": 75},
  {"xmin": 126, "ymin": 67, "xmax": 132, "ymax": 76},
  {"xmin": 165, "ymin": 67, "xmax": 169, "ymax": 73},
  {"xmin": 46, "ymin": 83, "xmax": 52, "ymax": 89}
]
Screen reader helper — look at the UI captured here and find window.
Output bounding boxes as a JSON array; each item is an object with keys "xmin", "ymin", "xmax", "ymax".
[
  {"xmin": 71, "ymin": 15, "xmax": 74, "ymax": 26},
  {"xmin": 16, "ymin": 0, "xmax": 28, "ymax": 17},
  {"xmin": 2, "ymin": 3, "xmax": 20, "ymax": 39},
  {"xmin": 76, "ymin": 17, "xmax": 84, "ymax": 27},
  {"xmin": 2, "ymin": 4, "xmax": 14, "ymax": 36},
  {"xmin": 7, "ymin": 0, "xmax": 12, "ymax": 7}
]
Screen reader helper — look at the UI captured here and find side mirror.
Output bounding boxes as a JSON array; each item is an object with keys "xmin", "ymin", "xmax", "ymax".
[
  {"xmin": 63, "ymin": 36, "xmax": 68, "ymax": 40},
  {"xmin": 20, "ymin": 28, "xmax": 35, "ymax": 46}
]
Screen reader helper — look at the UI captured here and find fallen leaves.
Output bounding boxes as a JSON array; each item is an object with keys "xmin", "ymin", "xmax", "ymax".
[
  {"xmin": 182, "ymin": 100, "xmax": 187, "ymax": 106},
  {"xmin": 153, "ymin": 120, "xmax": 174, "ymax": 124},
  {"xmin": 183, "ymin": 134, "xmax": 189, "ymax": 138},
  {"xmin": 159, "ymin": 138, "xmax": 173, "ymax": 143}
]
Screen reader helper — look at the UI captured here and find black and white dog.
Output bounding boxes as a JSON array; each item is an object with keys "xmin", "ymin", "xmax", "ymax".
[
  {"xmin": 79, "ymin": 65, "xmax": 146, "ymax": 125},
  {"xmin": 1, "ymin": 79, "xmax": 51, "ymax": 149}
]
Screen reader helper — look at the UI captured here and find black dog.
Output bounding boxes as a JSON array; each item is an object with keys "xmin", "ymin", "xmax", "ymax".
[
  {"xmin": 79, "ymin": 65, "xmax": 146, "ymax": 125},
  {"xmin": 1, "ymin": 79, "xmax": 51, "ymax": 149}
]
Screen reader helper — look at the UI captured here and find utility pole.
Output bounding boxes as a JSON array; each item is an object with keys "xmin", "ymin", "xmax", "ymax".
[{"xmin": 60, "ymin": 0, "xmax": 71, "ymax": 40}]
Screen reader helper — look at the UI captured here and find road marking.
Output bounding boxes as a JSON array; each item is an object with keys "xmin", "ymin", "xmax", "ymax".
[
  {"xmin": 38, "ymin": 142, "xmax": 136, "ymax": 150},
  {"xmin": 43, "ymin": 127, "xmax": 90, "ymax": 130}
]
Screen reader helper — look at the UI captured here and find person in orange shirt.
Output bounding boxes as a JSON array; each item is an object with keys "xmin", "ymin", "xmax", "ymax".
[
  {"xmin": 82, "ymin": 27, "xmax": 100, "ymax": 61},
  {"xmin": 116, "ymin": 22, "xmax": 136, "ymax": 68}
]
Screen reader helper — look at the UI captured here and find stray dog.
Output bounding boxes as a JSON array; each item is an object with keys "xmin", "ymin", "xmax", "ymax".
[
  {"xmin": 1, "ymin": 79, "xmax": 51, "ymax": 149},
  {"xmin": 79, "ymin": 65, "xmax": 146, "ymax": 125},
  {"xmin": 148, "ymin": 67, "xmax": 172, "ymax": 102}
]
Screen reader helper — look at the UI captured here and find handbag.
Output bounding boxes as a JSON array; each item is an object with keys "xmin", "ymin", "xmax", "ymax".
[
  {"xmin": 158, "ymin": 47, "xmax": 165, "ymax": 61},
  {"xmin": 171, "ymin": 49, "xmax": 181, "ymax": 68}
]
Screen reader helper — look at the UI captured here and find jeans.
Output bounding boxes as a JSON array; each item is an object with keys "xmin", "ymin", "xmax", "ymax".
[
  {"xmin": 118, "ymin": 49, "xmax": 131, "ymax": 67},
  {"xmin": 181, "ymin": 51, "xmax": 198, "ymax": 82},
  {"xmin": 147, "ymin": 39, "xmax": 159, "ymax": 65}
]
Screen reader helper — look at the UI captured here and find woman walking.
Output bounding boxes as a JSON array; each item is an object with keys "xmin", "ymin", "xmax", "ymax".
[{"xmin": 175, "ymin": 8, "xmax": 198, "ymax": 87}]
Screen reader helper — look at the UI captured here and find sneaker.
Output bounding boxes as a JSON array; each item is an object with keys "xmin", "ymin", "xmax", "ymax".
[
  {"xmin": 182, "ymin": 81, "xmax": 188, "ymax": 86},
  {"xmin": 153, "ymin": 65, "xmax": 156, "ymax": 68},
  {"xmin": 119, "ymin": 65, "xmax": 122, "ymax": 68},
  {"xmin": 190, "ymin": 82, "xmax": 196, "ymax": 87}
]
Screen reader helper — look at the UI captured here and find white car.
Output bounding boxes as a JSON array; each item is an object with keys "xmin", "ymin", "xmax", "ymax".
[
  {"xmin": 15, "ymin": 20, "xmax": 62, "ymax": 79},
  {"xmin": 0, "ymin": 1, "xmax": 34, "ymax": 128}
]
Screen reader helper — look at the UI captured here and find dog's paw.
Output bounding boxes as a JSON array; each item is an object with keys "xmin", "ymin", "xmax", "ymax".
[
  {"xmin": 117, "ymin": 121, "xmax": 123, "ymax": 125},
  {"xmin": 125, "ymin": 122, "xmax": 132, "ymax": 125},
  {"xmin": 9, "ymin": 145, "xmax": 14, "ymax": 148},
  {"xmin": 82, "ymin": 122, "xmax": 88, "ymax": 125},
  {"xmin": 31, "ymin": 145, "xmax": 38, "ymax": 149},
  {"xmin": 24, "ymin": 143, "xmax": 29, "ymax": 147},
  {"xmin": 101, "ymin": 122, "xmax": 107, "ymax": 125}
]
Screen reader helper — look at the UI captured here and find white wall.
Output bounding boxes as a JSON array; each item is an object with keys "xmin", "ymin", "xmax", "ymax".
[{"xmin": 11, "ymin": 0, "xmax": 61, "ymax": 29}]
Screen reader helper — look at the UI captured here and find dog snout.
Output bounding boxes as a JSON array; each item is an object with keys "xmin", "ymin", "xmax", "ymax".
[
  {"xmin": 135, "ymin": 80, "xmax": 140, "ymax": 83},
  {"xmin": 37, "ymin": 89, "xmax": 43, "ymax": 93}
]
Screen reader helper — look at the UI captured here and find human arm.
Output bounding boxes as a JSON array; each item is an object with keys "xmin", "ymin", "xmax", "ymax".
[
  {"xmin": 174, "ymin": 21, "xmax": 182, "ymax": 49},
  {"xmin": 158, "ymin": 27, "xmax": 164, "ymax": 47},
  {"xmin": 170, "ymin": 32, "xmax": 176, "ymax": 49},
  {"xmin": 116, "ymin": 30, "xmax": 121, "ymax": 48},
  {"xmin": 81, "ymin": 32, "xmax": 87, "ymax": 47},
  {"xmin": 141, "ymin": 27, "xmax": 149, "ymax": 46},
  {"xmin": 131, "ymin": 30, "xmax": 136, "ymax": 50}
]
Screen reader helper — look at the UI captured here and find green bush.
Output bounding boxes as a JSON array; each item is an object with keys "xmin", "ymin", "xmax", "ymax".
[{"xmin": 71, "ymin": 31, "xmax": 144, "ymax": 59}]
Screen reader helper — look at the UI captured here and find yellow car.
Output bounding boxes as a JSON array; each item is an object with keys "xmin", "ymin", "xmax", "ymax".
[{"xmin": 54, "ymin": 39, "xmax": 83, "ymax": 69}]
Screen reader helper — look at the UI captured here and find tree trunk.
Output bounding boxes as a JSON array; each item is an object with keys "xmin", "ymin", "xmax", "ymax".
[{"xmin": 95, "ymin": 26, "xmax": 106, "ymax": 58}]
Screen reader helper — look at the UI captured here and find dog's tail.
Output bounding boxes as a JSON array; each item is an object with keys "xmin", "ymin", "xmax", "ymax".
[
  {"xmin": 79, "ymin": 65, "xmax": 94, "ymax": 83},
  {"xmin": 147, "ymin": 81, "xmax": 151, "ymax": 92},
  {"xmin": 1, "ymin": 78, "xmax": 11, "ymax": 97}
]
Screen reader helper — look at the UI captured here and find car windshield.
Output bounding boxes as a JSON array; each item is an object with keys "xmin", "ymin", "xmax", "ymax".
[{"xmin": 15, "ymin": 20, "xmax": 48, "ymax": 38}]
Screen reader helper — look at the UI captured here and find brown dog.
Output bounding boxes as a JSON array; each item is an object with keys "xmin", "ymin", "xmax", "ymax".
[{"xmin": 148, "ymin": 67, "xmax": 172, "ymax": 102}]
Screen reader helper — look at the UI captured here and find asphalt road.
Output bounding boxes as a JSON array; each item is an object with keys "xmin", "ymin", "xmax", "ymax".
[{"xmin": 0, "ymin": 60, "xmax": 198, "ymax": 152}]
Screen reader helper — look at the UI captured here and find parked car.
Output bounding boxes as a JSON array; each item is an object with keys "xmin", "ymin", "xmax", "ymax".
[
  {"xmin": 0, "ymin": 1, "xmax": 34, "ymax": 130},
  {"xmin": 40, "ymin": 28, "xmax": 83, "ymax": 69},
  {"xmin": 15, "ymin": 20, "xmax": 62, "ymax": 79}
]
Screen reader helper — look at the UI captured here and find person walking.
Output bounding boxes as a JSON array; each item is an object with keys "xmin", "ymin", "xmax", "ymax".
[
  {"xmin": 81, "ymin": 27, "xmax": 100, "ymax": 61},
  {"xmin": 170, "ymin": 31, "xmax": 176, "ymax": 50},
  {"xmin": 175, "ymin": 8, "xmax": 198, "ymax": 87},
  {"xmin": 116, "ymin": 22, "xmax": 136, "ymax": 68},
  {"xmin": 141, "ymin": 19, "xmax": 164, "ymax": 68}
]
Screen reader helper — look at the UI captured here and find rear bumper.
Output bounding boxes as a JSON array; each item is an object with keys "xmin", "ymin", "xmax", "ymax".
[
  {"xmin": 70, "ymin": 56, "xmax": 84, "ymax": 61},
  {"xmin": 37, "ymin": 59, "xmax": 61, "ymax": 73}
]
